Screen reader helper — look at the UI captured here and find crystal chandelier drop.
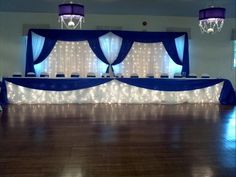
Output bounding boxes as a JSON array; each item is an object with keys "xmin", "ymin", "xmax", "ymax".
[
  {"xmin": 58, "ymin": 1, "xmax": 85, "ymax": 29},
  {"xmin": 199, "ymin": 6, "xmax": 225, "ymax": 34}
]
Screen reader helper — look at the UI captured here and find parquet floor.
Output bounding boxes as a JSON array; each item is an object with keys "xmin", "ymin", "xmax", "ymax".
[{"xmin": 0, "ymin": 103, "xmax": 235, "ymax": 177}]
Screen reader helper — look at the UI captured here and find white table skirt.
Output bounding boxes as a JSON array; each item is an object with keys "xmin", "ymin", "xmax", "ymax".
[{"xmin": 6, "ymin": 80, "xmax": 223, "ymax": 104}]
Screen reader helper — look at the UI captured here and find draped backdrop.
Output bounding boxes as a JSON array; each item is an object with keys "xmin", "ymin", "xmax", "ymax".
[{"xmin": 26, "ymin": 29, "xmax": 189, "ymax": 77}]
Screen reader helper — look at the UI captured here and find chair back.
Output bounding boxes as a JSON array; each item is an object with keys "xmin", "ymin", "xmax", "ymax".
[
  {"xmin": 160, "ymin": 73, "xmax": 169, "ymax": 78},
  {"xmin": 71, "ymin": 72, "xmax": 80, "ymax": 78},
  {"xmin": 87, "ymin": 72, "xmax": 96, "ymax": 78},
  {"xmin": 173, "ymin": 73, "xmax": 182, "ymax": 78},
  {"xmin": 40, "ymin": 72, "xmax": 49, "ymax": 77},
  {"xmin": 56, "ymin": 72, "xmax": 65, "ymax": 77},
  {"xmin": 130, "ymin": 73, "xmax": 139, "ymax": 78},
  {"xmin": 26, "ymin": 72, "xmax": 36, "ymax": 77},
  {"xmin": 201, "ymin": 74, "xmax": 210, "ymax": 78},
  {"xmin": 12, "ymin": 72, "xmax": 22, "ymax": 77}
]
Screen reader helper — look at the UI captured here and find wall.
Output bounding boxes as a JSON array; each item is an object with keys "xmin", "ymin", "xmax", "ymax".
[{"xmin": 0, "ymin": 12, "xmax": 235, "ymax": 88}]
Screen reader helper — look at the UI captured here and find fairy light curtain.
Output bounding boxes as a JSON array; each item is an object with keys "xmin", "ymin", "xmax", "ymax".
[
  {"xmin": 34, "ymin": 41, "xmax": 108, "ymax": 77},
  {"xmin": 25, "ymin": 29, "xmax": 189, "ymax": 76},
  {"xmin": 113, "ymin": 42, "xmax": 182, "ymax": 78}
]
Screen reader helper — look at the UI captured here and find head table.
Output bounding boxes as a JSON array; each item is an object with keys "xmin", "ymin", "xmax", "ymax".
[{"xmin": 0, "ymin": 77, "xmax": 235, "ymax": 105}]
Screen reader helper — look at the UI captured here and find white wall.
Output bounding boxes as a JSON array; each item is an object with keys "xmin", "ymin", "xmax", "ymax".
[{"xmin": 0, "ymin": 12, "xmax": 235, "ymax": 88}]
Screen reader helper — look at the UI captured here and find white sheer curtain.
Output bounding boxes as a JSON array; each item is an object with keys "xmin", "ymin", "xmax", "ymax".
[
  {"xmin": 113, "ymin": 42, "xmax": 182, "ymax": 78},
  {"xmin": 99, "ymin": 32, "xmax": 122, "ymax": 75},
  {"xmin": 6, "ymin": 80, "xmax": 223, "ymax": 104},
  {"xmin": 34, "ymin": 41, "xmax": 108, "ymax": 77},
  {"xmin": 175, "ymin": 35, "xmax": 185, "ymax": 62},
  {"xmin": 32, "ymin": 33, "xmax": 45, "ymax": 61}
]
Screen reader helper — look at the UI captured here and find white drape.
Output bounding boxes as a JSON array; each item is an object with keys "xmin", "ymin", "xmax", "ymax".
[
  {"xmin": 34, "ymin": 41, "xmax": 107, "ymax": 77},
  {"xmin": 99, "ymin": 32, "xmax": 122, "ymax": 76},
  {"xmin": 99, "ymin": 33, "xmax": 119, "ymax": 64},
  {"xmin": 32, "ymin": 33, "xmax": 45, "ymax": 61},
  {"xmin": 113, "ymin": 42, "xmax": 182, "ymax": 78},
  {"xmin": 175, "ymin": 35, "xmax": 185, "ymax": 62},
  {"xmin": 6, "ymin": 80, "xmax": 223, "ymax": 104}
]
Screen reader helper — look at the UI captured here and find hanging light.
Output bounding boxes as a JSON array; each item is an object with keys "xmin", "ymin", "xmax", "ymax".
[
  {"xmin": 199, "ymin": 6, "xmax": 226, "ymax": 34},
  {"xmin": 58, "ymin": 1, "xmax": 85, "ymax": 29}
]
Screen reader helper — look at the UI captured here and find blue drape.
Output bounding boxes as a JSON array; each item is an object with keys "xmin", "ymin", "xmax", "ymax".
[
  {"xmin": 112, "ymin": 39, "xmax": 134, "ymax": 65},
  {"xmin": 34, "ymin": 38, "xmax": 57, "ymax": 64},
  {"xmin": 88, "ymin": 38, "xmax": 109, "ymax": 65},
  {"xmin": 25, "ymin": 29, "xmax": 189, "ymax": 75}
]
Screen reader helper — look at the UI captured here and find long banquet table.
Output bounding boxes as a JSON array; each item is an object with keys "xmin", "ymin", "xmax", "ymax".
[{"xmin": 0, "ymin": 77, "xmax": 235, "ymax": 105}]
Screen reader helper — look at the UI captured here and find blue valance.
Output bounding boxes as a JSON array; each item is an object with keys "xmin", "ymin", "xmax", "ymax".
[
  {"xmin": 1, "ymin": 78, "xmax": 235, "ymax": 105},
  {"xmin": 25, "ymin": 29, "xmax": 189, "ymax": 75}
]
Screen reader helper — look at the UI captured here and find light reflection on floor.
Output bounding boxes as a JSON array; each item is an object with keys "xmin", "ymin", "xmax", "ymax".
[
  {"xmin": 0, "ymin": 103, "xmax": 235, "ymax": 177},
  {"xmin": 1, "ymin": 103, "xmax": 224, "ymax": 127},
  {"xmin": 221, "ymin": 108, "xmax": 236, "ymax": 168}
]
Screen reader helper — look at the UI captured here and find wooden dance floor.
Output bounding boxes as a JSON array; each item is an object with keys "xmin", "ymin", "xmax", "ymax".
[{"xmin": 0, "ymin": 103, "xmax": 235, "ymax": 177}]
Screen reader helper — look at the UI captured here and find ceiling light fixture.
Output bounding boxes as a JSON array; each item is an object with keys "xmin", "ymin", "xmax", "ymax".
[
  {"xmin": 58, "ymin": 1, "xmax": 85, "ymax": 29},
  {"xmin": 199, "ymin": 6, "xmax": 226, "ymax": 34}
]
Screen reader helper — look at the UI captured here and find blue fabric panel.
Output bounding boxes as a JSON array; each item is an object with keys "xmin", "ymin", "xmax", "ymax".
[
  {"xmin": 117, "ymin": 78, "xmax": 236, "ymax": 105},
  {"xmin": 25, "ymin": 31, "xmax": 34, "ymax": 74},
  {"xmin": 112, "ymin": 31, "xmax": 185, "ymax": 42},
  {"xmin": 112, "ymin": 39, "xmax": 134, "ymax": 65},
  {"xmin": 33, "ymin": 38, "xmax": 57, "ymax": 65},
  {"xmin": 30, "ymin": 29, "xmax": 108, "ymax": 41},
  {"xmin": 219, "ymin": 80, "xmax": 236, "ymax": 105},
  {"xmin": 2, "ymin": 78, "xmax": 112, "ymax": 91},
  {"xmin": 182, "ymin": 35, "xmax": 189, "ymax": 75},
  {"xmin": 163, "ymin": 39, "xmax": 182, "ymax": 65},
  {"xmin": 117, "ymin": 78, "xmax": 223, "ymax": 91},
  {"xmin": 88, "ymin": 38, "xmax": 109, "ymax": 65}
]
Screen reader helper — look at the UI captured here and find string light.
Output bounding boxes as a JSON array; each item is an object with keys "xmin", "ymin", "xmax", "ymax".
[
  {"xmin": 35, "ymin": 41, "xmax": 107, "ymax": 77},
  {"xmin": 118, "ymin": 42, "xmax": 181, "ymax": 77},
  {"xmin": 6, "ymin": 80, "xmax": 223, "ymax": 104}
]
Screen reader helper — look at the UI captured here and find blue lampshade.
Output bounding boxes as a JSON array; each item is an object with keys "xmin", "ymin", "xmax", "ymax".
[
  {"xmin": 199, "ymin": 7, "xmax": 225, "ymax": 20},
  {"xmin": 58, "ymin": 3, "xmax": 84, "ymax": 17},
  {"xmin": 58, "ymin": 2, "xmax": 85, "ymax": 29}
]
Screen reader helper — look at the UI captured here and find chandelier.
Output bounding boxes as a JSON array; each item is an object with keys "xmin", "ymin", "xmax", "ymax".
[
  {"xmin": 199, "ymin": 7, "xmax": 225, "ymax": 34},
  {"xmin": 58, "ymin": 2, "xmax": 85, "ymax": 29}
]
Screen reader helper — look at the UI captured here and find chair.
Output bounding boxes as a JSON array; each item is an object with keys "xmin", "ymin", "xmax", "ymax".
[
  {"xmin": 101, "ymin": 73, "xmax": 110, "ymax": 78},
  {"xmin": 12, "ymin": 72, "xmax": 22, "ymax": 77},
  {"xmin": 160, "ymin": 73, "xmax": 169, "ymax": 78},
  {"xmin": 56, "ymin": 72, "xmax": 65, "ymax": 77},
  {"xmin": 173, "ymin": 73, "xmax": 183, "ymax": 78},
  {"xmin": 87, "ymin": 72, "xmax": 96, "ymax": 78},
  {"xmin": 40, "ymin": 72, "xmax": 49, "ymax": 77},
  {"xmin": 201, "ymin": 73, "xmax": 210, "ymax": 78},
  {"xmin": 71, "ymin": 72, "xmax": 80, "ymax": 78},
  {"xmin": 187, "ymin": 73, "xmax": 197, "ymax": 78},
  {"xmin": 130, "ymin": 73, "xmax": 139, "ymax": 78},
  {"xmin": 115, "ymin": 73, "xmax": 124, "ymax": 78},
  {"xmin": 146, "ymin": 73, "xmax": 154, "ymax": 78},
  {"xmin": 26, "ymin": 72, "xmax": 36, "ymax": 77}
]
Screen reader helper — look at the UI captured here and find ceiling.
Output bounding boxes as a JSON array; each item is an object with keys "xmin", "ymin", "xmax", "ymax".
[{"xmin": 0, "ymin": 0, "xmax": 235, "ymax": 17}]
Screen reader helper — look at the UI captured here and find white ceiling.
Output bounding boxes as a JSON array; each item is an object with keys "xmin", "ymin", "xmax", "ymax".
[{"xmin": 0, "ymin": 0, "xmax": 235, "ymax": 17}]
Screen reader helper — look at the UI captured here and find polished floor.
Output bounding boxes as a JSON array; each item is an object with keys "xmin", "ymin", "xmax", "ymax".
[{"xmin": 0, "ymin": 103, "xmax": 235, "ymax": 177}]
